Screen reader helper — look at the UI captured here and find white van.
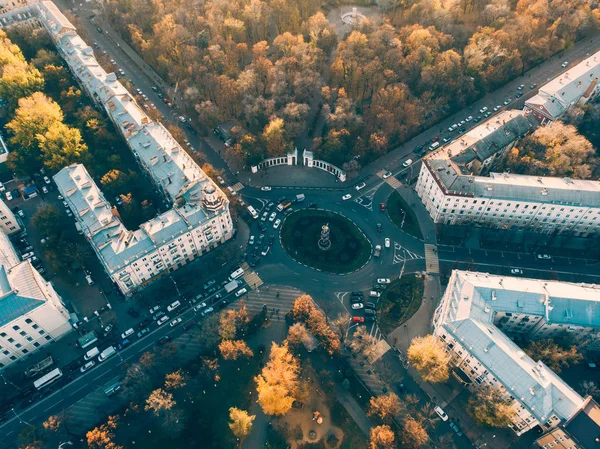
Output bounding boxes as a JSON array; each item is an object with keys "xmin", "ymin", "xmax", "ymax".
[
  {"xmin": 120, "ymin": 328, "xmax": 134, "ymax": 339},
  {"xmin": 98, "ymin": 346, "xmax": 117, "ymax": 362},
  {"xmin": 230, "ymin": 268, "xmax": 244, "ymax": 280},
  {"xmin": 235, "ymin": 288, "xmax": 248, "ymax": 297},
  {"xmin": 429, "ymin": 142, "xmax": 440, "ymax": 151},
  {"xmin": 84, "ymin": 347, "xmax": 99, "ymax": 361},
  {"xmin": 167, "ymin": 300, "xmax": 181, "ymax": 312},
  {"xmin": 247, "ymin": 205, "xmax": 258, "ymax": 219}
]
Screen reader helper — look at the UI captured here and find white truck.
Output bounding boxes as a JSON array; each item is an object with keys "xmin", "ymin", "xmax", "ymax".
[
  {"xmin": 98, "ymin": 346, "xmax": 117, "ymax": 362},
  {"xmin": 374, "ymin": 245, "xmax": 382, "ymax": 258},
  {"xmin": 224, "ymin": 279, "xmax": 239, "ymax": 293},
  {"xmin": 295, "ymin": 193, "xmax": 305, "ymax": 203}
]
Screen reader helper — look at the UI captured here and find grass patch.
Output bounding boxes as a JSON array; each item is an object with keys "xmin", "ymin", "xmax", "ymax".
[
  {"xmin": 281, "ymin": 209, "xmax": 371, "ymax": 274},
  {"xmin": 377, "ymin": 274, "xmax": 425, "ymax": 335},
  {"xmin": 386, "ymin": 191, "xmax": 423, "ymax": 240}
]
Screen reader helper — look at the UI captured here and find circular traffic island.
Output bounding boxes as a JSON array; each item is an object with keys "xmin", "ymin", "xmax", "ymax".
[{"xmin": 280, "ymin": 209, "xmax": 371, "ymax": 274}]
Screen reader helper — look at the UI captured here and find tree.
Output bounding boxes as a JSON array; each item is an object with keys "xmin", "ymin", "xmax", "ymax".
[
  {"xmin": 401, "ymin": 418, "xmax": 429, "ymax": 449},
  {"xmin": 6, "ymin": 92, "xmax": 63, "ymax": 175},
  {"xmin": 292, "ymin": 294, "xmax": 315, "ymax": 322},
  {"xmin": 164, "ymin": 369, "xmax": 187, "ymax": 390},
  {"xmin": 407, "ymin": 335, "xmax": 450, "ymax": 383},
  {"xmin": 145, "ymin": 388, "xmax": 176, "ymax": 416},
  {"xmin": 219, "ymin": 340, "xmax": 254, "ymax": 360},
  {"xmin": 524, "ymin": 339, "xmax": 582, "ymax": 374},
  {"xmin": 229, "ymin": 407, "xmax": 255, "ymax": 448},
  {"xmin": 369, "ymin": 425, "xmax": 395, "ymax": 449},
  {"xmin": 255, "ymin": 341, "xmax": 299, "ymax": 415},
  {"xmin": 287, "ymin": 323, "xmax": 313, "ymax": 348},
  {"xmin": 100, "ymin": 169, "xmax": 129, "ymax": 193},
  {"xmin": 31, "ymin": 205, "xmax": 63, "ymax": 238},
  {"xmin": 468, "ymin": 386, "xmax": 516, "ymax": 427},
  {"xmin": 262, "ymin": 117, "xmax": 287, "ymax": 157},
  {"xmin": 291, "ymin": 294, "xmax": 340, "ymax": 354},
  {"xmin": 350, "ymin": 326, "xmax": 379, "ymax": 359},
  {"xmin": 368, "ymin": 393, "xmax": 401, "ymax": 422},
  {"xmin": 219, "ymin": 306, "xmax": 250, "ymax": 340},
  {"xmin": 38, "ymin": 122, "xmax": 89, "ymax": 171},
  {"xmin": 86, "ymin": 415, "xmax": 122, "ymax": 449}
]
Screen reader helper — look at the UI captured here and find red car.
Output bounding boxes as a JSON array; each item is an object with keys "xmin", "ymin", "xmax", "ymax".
[
  {"xmin": 352, "ymin": 316, "xmax": 365, "ymax": 323},
  {"xmin": 432, "ymin": 136, "xmax": 440, "ymax": 142},
  {"xmin": 380, "ymin": 203, "xmax": 386, "ymax": 212}
]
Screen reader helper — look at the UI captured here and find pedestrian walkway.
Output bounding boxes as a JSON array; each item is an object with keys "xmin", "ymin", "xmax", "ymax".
[
  {"xmin": 242, "ymin": 269, "xmax": 263, "ymax": 289},
  {"xmin": 396, "ymin": 185, "xmax": 437, "ymax": 245},
  {"xmin": 231, "ymin": 182, "xmax": 244, "ymax": 192},
  {"xmin": 347, "ymin": 354, "xmax": 389, "ymax": 396},
  {"xmin": 385, "ymin": 177, "xmax": 402, "ymax": 189},
  {"xmin": 228, "ymin": 286, "xmax": 299, "ymax": 320},
  {"xmin": 424, "ymin": 244, "xmax": 440, "ymax": 274}
]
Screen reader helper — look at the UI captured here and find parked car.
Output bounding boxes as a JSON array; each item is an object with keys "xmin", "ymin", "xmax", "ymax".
[
  {"xmin": 80, "ymin": 361, "xmax": 95, "ymax": 373},
  {"xmin": 365, "ymin": 302, "xmax": 376, "ymax": 310},
  {"xmin": 157, "ymin": 315, "xmax": 169, "ymax": 326},
  {"xmin": 449, "ymin": 422, "xmax": 463, "ymax": 436},
  {"xmin": 561, "ymin": 61, "xmax": 569, "ymax": 68},
  {"xmin": 137, "ymin": 328, "xmax": 150, "ymax": 338},
  {"xmin": 355, "ymin": 182, "xmax": 366, "ymax": 191},
  {"xmin": 510, "ymin": 268, "xmax": 523, "ymax": 275},
  {"xmin": 536, "ymin": 254, "xmax": 552, "ymax": 260},
  {"xmin": 352, "ymin": 316, "xmax": 365, "ymax": 323},
  {"xmin": 342, "ymin": 194, "xmax": 352, "ymax": 201},
  {"xmin": 149, "ymin": 305, "xmax": 161, "ymax": 315},
  {"xmin": 384, "ymin": 238, "xmax": 390, "ymax": 248},
  {"xmin": 121, "ymin": 328, "xmax": 134, "ymax": 339},
  {"xmin": 248, "ymin": 235, "xmax": 255, "ymax": 245},
  {"xmin": 478, "ymin": 106, "xmax": 488, "ymax": 113},
  {"xmin": 351, "ymin": 302, "xmax": 363, "ymax": 310},
  {"xmin": 434, "ymin": 406, "xmax": 448, "ymax": 421},
  {"xmin": 377, "ymin": 278, "xmax": 391, "ymax": 284},
  {"xmin": 273, "ymin": 219, "xmax": 281, "ymax": 229}
]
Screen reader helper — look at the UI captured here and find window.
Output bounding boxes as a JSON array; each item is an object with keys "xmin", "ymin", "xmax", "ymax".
[
  {"xmin": 19, "ymin": 331, "xmax": 26, "ymax": 336},
  {"xmin": 44, "ymin": 335, "xmax": 51, "ymax": 341},
  {"xmin": 12, "ymin": 325, "xmax": 19, "ymax": 331},
  {"xmin": 32, "ymin": 324, "xmax": 39, "ymax": 329},
  {"xmin": 15, "ymin": 343, "xmax": 21, "ymax": 348},
  {"xmin": 25, "ymin": 318, "xmax": 32, "ymax": 324},
  {"xmin": 22, "ymin": 349, "xmax": 28, "ymax": 354},
  {"xmin": 33, "ymin": 342, "xmax": 40, "ymax": 348},
  {"xmin": 39, "ymin": 330, "xmax": 45, "ymax": 335}
]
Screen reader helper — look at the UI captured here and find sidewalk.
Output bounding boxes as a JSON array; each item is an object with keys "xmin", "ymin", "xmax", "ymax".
[{"xmin": 396, "ymin": 184, "xmax": 436, "ymax": 245}]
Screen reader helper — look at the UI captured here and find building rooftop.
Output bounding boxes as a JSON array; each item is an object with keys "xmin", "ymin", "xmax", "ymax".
[
  {"xmin": 436, "ymin": 271, "xmax": 591, "ymax": 425},
  {"xmin": 36, "ymin": 1, "xmax": 75, "ymax": 36},
  {"xmin": 423, "ymin": 111, "xmax": 600, "ymax": 207},
  {"xmin": 0, "ymin": 263, "xmax": 48, "ymax": 327},
  {"xmin": 526, "ymin": 51, "xmax": 600, "ymax": 119},
  {"xmin": 563, "ymin": 398, "xmax": 600, "ymax": 448},
  {"xmin": 0, "ymin": 226, "xmax": 19, "ymax": 269}
]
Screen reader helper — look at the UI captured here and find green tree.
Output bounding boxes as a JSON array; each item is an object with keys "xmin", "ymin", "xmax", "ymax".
[
  {"xmin": 6, "ymin": 92, "xmax": 63, "ymax": 175},
  {"xmin": 262, "ymin": 117, "xmax": 287, "ymax": 157},
  {"xmin": 31, "ymin": 205, "xmax": 63, "ymax": 238},
  {"xmin": 38, "ymin": 123, "xmax": 89, "ymax": 172},
  {"xmin": 407, "ymin": 335, "xmax": 450, "ymax": 383},
  {"xmin": 468, "ymin": 386, "xmax": 516, "ymax": 428},
  {"xmin": 229, "ymin": 407, "xmax": 255, "ymax": 448}
]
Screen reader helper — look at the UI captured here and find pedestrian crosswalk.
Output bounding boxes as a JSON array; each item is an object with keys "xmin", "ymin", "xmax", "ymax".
[
  {"xmin": 424, "ymin": 244, "xmax": 440, "ymax": 274},
  {"xmin": 228, "ymin": 285, "xmax": 300, "ymax": 320},
  {"xmin": 243, "ymin": 269, "xmax": 263, "ymax": 289},
  {"xmin": 393, "ymin": 242, "xmax": 424, "ymax": 264},
  {"xmin": 385, "ymin": 177, "xmax": 402, "ymax": 189},
  {"xmin": 231, "ymin": 182, "xmax": 244, "ymax": 192}
]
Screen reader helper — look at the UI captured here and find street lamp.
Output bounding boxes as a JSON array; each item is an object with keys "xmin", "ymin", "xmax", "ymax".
[{"xmin": 11, "ymin": 408, "xmax": 34, "ymax": 428}]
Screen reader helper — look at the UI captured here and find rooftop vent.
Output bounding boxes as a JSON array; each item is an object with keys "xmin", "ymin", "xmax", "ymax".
[
  {"xmin": 485, "ymin": 185, "xmax": 493, "ymax": 191},
  {"xmin": 491, "ymin": 290, "xmax": 497, "ymax": 301},
  {"xmin": 541, "ymin": 188, "xmax": 548, "ymax": 195}
]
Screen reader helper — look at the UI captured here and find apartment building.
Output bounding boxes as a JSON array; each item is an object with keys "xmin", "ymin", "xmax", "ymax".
[
  {"xmin": 0, "ymin": 227, "xmax": 71, "ymax": 368},
  {"xmin": 0, "ymin": 198, "xmax": 21, "ymax": 235},
  {"xmin": 56, "ymin": 161, "xmax": 232, "ymax": 294},
  {"xmin": 536, "ymin": 397, "xmax": 600, "ymax": 449},
  {"xmin": 12, "ymin": 2, "xmax": 235, "ymax": 294},
  {"xmin": 433, "ymin": 270, "xmax": 600, "ymax": 435},
  {"xmin": 525, "ymin": 51, "xmax": 600, "ymax": 124},
  {"xmin": 416, "ymin": 111, "xmax": 600, "ymax": 237}
]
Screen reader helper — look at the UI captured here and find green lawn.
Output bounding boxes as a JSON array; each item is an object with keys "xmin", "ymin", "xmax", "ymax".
[
  {"xmin": 281, "ymin": 209, "xmax": 371, "ymax": 273},
  {"xmin": 386, "ymin": 191, "xmax": 423, "ymax": 240},
  {"xmin": 377, "ymin": 274, "xmax": 425, "ymax": 335}
]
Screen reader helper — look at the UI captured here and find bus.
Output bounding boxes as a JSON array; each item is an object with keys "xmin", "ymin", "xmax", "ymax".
[
  {"xmin": 247, "ymin": 205, "xmax": 258, "ymax": 219},
  {"xmin": 33, "ymin": 368, "xmax": 63, "ymax": 390}
]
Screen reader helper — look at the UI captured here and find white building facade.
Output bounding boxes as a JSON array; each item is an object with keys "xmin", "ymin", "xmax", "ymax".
[
  {"xmin": 433, "ymin": 271, "xmax": 597, "ymax": 435},
  {"xmin": 7, "ymin": 1, "xmax": 236, "ymax": 294},
  {"xmin": 416, "ymin": 112, "xmax": 600, "ymax": 237},
  {"xmin": 0, "ymin": 198, "xmax": 20, "ymax": 235},
  {"xmin": 525, "ymin": 51, "xmax": 600, "ymax": 124}
]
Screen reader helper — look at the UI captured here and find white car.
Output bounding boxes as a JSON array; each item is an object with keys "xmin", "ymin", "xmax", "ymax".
[
  {"xmin": 248, "ymin": 235, "xmax": 255, "ymax": 245},
  {"xmin": 136, "ymin": 89, "xmax": 143, "ymax": 95},
  {"xmin": 235, "ymin": 288, "xmax": 248, "ymax": 297},
  {"xmin": 269, "ymin": 212, "xmax": 277, "ymax": 222},
  {"xmin": 377, "ymin": 278, "xmax": 391, "ymax": 284},
  {"xmin": 43, "ymin": 176, "xmax": 51, "ymax": 184},
  {"xmin": 121, "ymin": 328, "xmax": 134, "ymax": 339},
  {"xmin": 561, "ymin": 61, "xmax": 569, "ymax": 68},
  {"xmin": 479, "ymin": 106, "xmax": 488, "ymax": 113},
  {"xmin": 85, "ymin": 274, "xmax": 94, "ymax": 285},
  {"xmin": 157, "ymin": 315, "xmax": 169, "ymax": 326},
  {"xmin": 493, "ymin": 105, "xmax": 501, "ymax": 112},
  {"xmin": 80, "ymin": 361, "xmax": 95, "ymax": 373},
  {"xmin": 382, "ymin": 171, "xmax": 392, "ymax": 179},
  {"xmin": 42, "ymin": 186, "xmax": 48, "ymax": 194},
  {"xmin": 402, "ymin": 159, "xmax": 413, "ymax": 167},
  {"xmin": 261, "ymin": 212, "xmax": 268, "ymax": 222},
  {"xmin": 273, "ymin": 219, "xmax": 281, "ymax": 229},
  {"xmin": 261, "ymin": 186, "xmax": 272, "ymax": 191},
  {"xmin": 355, "ymin": 182, "xmax": 366, "ymax": 191},
  {"xmin": 351, "ymin": 302, "xmax": 364, "ymax": 310},
  {"xmin": 342, "ymin": 194, "xmax": 352, "ymax": 201},
  {"xmin": 434, "ymin": 406, "xmax": 448, "ymax": 421},
  {"xmin": 261, "ymin": 246, "xmax": 270, "ymax": 256},
  {"xmin": 5, "ymin": 192, "xmax": 13, "ymax": 201},
  {"xmin": 149, "ymin": 305, "xmax": 161, "ymax": 315},
  {"xmin": 170, "ymin": 317, "xmax": 182, "ymax": 327},
  {"xmin": 17, "ymin": 210, "xmax": 25, "ymax": 218},
  {"xmin": 510, "ymin": 268, "xmax": 523, "ymax": 275},
  {"xmin": 465, "ymin": 116, "xmax": 473, "ymax": 122},
  {"xmin": 384, "ymin": 238, "xmax": 390, "ymax": 248},
  {"xmin": 0, "ymin": 182, "xmax": 4, "ymax": 192}
]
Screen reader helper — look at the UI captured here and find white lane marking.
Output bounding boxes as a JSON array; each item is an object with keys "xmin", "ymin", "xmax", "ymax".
[
  {"xmin": 68, "ymin": 384, "xmax": 88, "ymax": 397},
  {"xmin": 44, "ymin": 399, "xmax": 63, "ymax": 412}
]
